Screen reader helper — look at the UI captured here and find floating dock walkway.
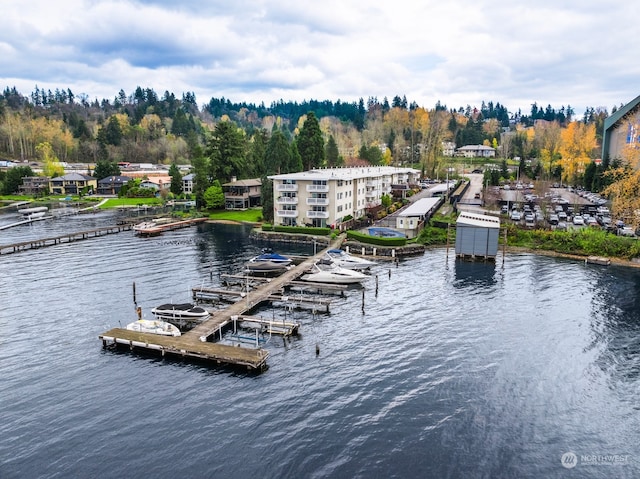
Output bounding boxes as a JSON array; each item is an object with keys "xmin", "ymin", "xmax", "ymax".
[
  {"xmin": 100, "ymin": 236, "xmax": 346, "ymax": 371},
  {"xmin": 134, "ymin": 217, "xmax": 207, "ymax": 236},
  {"xmin": 0, "ymin": 224, "xmax": 133, "ymax": 254}
]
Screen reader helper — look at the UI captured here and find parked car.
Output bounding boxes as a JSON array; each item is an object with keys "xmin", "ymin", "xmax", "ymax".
[
  {"xmin": 510, "ymin": 211, "xmax": 522, "ymax": 221},
  {"xmin": 573, "ymin": 215, "xmax": 585, "ymax": 226},
  {"xmin": 549, "ymin": 214, "xmax": 559, "ymax": 225}
]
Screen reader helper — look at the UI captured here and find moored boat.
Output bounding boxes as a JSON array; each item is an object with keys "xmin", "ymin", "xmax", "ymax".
[
  {"xmin": 18, "ymin": 206, "xmax": 48, "ymax": 215},
  {"xmin": 301, "ymin": 259, "xmax": 367, "ymax": 284},
  {"xmin": 126, "ymin": 318, "xmax": 181, "ymax": 336},
  {"xmin": 22, "ymin": 211, "xmax": 47, "ymax": 220},
  {"xmin": 245, "ymin": 250, "xmax": 293, "ymax": 273},
  {"xmin": 18, "ymin": 206, "xmax": 49, "ymax": 220},
  {"xmin": 325, "ymin": 249, "xmax": 376, "ymax": 270},
  {"xmin": 151, "ymin": 303, "xmax": 210, "ymax": 322}
]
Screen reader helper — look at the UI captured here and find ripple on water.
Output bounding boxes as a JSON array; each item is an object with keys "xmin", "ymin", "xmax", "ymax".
[{"xmin": 1, "ymin": 221, "xmax": 640, "ymax": 478}]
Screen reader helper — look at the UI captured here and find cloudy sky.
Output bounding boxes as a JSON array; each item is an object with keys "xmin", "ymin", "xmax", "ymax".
[{"xmin": 1, "ymin": 0, "xmax": 637, "ymax": 117}]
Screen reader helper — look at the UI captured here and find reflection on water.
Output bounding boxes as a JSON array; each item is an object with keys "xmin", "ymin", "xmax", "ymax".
[
  {"xmin": 0, "ymin": 218, "xmax": 639, "ymax": 478},
  {"xmin": 453, "ymin": 258, "xmax": 497, "ymax": 288}
]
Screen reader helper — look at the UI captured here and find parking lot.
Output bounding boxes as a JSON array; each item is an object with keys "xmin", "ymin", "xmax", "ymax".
[{"xmin": 499, "ymin": 183, "xmax": 622, "ymax": 233}]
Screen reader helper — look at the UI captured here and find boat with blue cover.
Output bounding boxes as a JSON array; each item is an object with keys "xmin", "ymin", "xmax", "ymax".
[{"xmin": 245, "ymin": 249, "xmax": 293, "ymax": 273}]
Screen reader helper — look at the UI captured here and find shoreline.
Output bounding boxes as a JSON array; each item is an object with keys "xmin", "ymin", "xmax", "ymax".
[
  {"xmin": 205, "ymin": 219, "xmax": 640, "ymax": 269},
  {"xmin": 503, "ymin": 245, "xmax": 640, "ymax": 269}
]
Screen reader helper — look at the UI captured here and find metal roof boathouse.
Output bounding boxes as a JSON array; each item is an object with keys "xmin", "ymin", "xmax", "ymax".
[{"xmin": 455, "ymin": 212, "xmax": 500, "ymax": 260}]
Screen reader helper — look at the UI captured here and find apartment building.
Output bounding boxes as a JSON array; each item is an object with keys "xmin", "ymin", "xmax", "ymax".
[{"xmin": 268, "ymin": 166, "xmax": 420, "ymax": 228}]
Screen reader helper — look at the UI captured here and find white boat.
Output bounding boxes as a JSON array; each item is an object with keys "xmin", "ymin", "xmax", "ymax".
[
  {"xmin": 22, "ymin": 211, "xmax": 47, "ymax": 220},
  {"xmin": 18, "ymin": 206, "xmax": 48, "ymax": 215},
  {"xmin": 18, "ymin": 206, "xmax": 48, "ymax": 220},
  {"xmin": 301, "ymin": 259, "xmax": 367, "ymax": 284},
  {"xmin": 245, "ymin": 250, "xmax": 293, "ymax": 273},
  {"xmin": 151, "ymin": 303, "xmax": 210, "ymax": 322},
  {"xmin": 325, "ymin": 249, "xmax": 376, "ymax": 270},
  {"xmin": 126, "ymin": 319, "xmax": 181, "ymax": 336}
]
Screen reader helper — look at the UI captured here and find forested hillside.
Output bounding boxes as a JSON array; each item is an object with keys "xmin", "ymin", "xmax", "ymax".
[{"xmin": 0, "ymin": 85, "xmax": 613, "ymax": 192}]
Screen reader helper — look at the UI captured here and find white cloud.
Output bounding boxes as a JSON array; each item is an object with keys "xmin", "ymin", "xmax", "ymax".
[{"xmin": 0, "ymin": 0, "xmax": 637, "ymax": 116}]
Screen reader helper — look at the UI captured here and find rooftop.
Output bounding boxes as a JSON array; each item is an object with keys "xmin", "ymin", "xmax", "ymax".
[
  {"xmin": 456, "ymin": 211, "xmax": 501, "ymax": 228},
  {"xmin": 268, "ymin": 166, "xmax": 420, "ymax": 181},
  {"xmin": 398, "ymin": 197, "xmax": 441, "ymax": 217}
]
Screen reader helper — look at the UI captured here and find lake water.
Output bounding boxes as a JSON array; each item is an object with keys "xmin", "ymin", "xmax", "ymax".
[{"xmin": 0, "ymin": 209, "xmax": 639, "ymax": 478}]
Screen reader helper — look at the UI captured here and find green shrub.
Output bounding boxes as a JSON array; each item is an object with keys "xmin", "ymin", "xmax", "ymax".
[
  {"xmin": 346, "ymin": 230, "xmax": 406, "ymax": 246},
  {"xmin": 272, "ymin": 225, "xmax": 331, "ymax": 235},
  {"xmin": 262, "ymin": 224, "xmax": 274, "ymax": 231}
]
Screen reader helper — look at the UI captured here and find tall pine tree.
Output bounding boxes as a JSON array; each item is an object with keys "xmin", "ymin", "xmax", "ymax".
[{"xmin": 296, "ymin": 112, "xmax": 324, "ymax": 170}]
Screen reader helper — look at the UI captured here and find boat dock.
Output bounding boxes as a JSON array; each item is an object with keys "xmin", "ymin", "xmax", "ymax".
[
  {"xmin": 100, "ymin": 237, "xmax": 345, "ymax": 371},
  {"xmin": 191, "ymin": 286, "xmax": 332, "ymax": 312},
  {"xmin": 0, "ymin": 224, "xmax": 133, "ymax": 255},
  {"xmin": 135, "ymin": 217, "xmax": 208, "ymax": 236},
  {"xmin": 0, "ymin": 215, "xmax": 54, "ymax": 230}
]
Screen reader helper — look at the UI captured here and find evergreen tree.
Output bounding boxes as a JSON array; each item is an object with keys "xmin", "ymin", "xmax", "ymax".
[
  {"xmin": 169, "ymin": 163, "xmax": 183, "ymax": 195},
  {"xmin": 248, "ymin": 129, "xmax": 268, "ymax": 177},
  {"xmin": 289, "ymin": 140, "xmax": 303, "ymax": 172},
  {"xmin": 205, "ymin": 120, "xmax": 246, "ymax": 183},
  {"xmin": 104, "ymin": 116, "xmax": 123, "ymax": 146},
  {"xmin": 2, "ymin": 166, "xmax": 34, "ymax": 194},
  {"xmin": 296, "ymin": 112, "xmax": 324, "ymax": 170},
  {"xmin": 93, "ymin": 160, "xmax": 121, "ymax": 179},
  {"xmin": 261, "ymin": 176, "xmax": 274, "ymax": 222},
  {"xmin": 265, "ymin": 130, "xmax": 291, "ymax": 174},
  {"xmin": 191, "ymin": 154, "xmax": 209, "ymax": 208},
  {"xmin": 325, "ymin": 135, "xmax": 340, "ymax": 167}
]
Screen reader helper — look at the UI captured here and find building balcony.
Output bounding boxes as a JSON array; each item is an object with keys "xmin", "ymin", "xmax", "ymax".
[
  {"xmin": 365, "ymin": 181, "xmax": 377, "ymax": 187},
  {"xmin": 306, "ymin": 197, "xmax": 329, "ymax": 206},
  {"xmin": 276, "ymin": 196, "xmax": 298, "ymax": 204},
  {"xmin": 306, "ymin": 184, "xmax": 329, "ymax": 193},
  {"xmin": 307, "ymin": 210, "xmax": 329, "ymax": 219},
  {"xmin": 277, "ymin": 183, "xmax": 298, "ymax": 191},
  {"xmin": 276, "ymin": 209, "xmax": 298, "ymax": 217},
  {"xmin": 365, "ymin": 190, "xmax": 377, "ymax": 198}
]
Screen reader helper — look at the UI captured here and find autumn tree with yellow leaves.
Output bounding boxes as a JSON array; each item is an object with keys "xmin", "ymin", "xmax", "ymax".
[
  {"xmin": 602, "ymin": 145, "xmax": 640, "ymax": 227},
  {"xmin": 558, "ymin": 121, "xmax": 597, "ymax": 184}
]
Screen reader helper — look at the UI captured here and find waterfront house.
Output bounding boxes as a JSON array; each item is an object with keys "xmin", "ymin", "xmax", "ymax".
[
  {"xmin": 455, "ymin": 211, "xmax": 500, "ymax": 259},
  {"xmin": 97, "ymin": 175, "xmax": 131, "ymax": 195},
  {"xmin": 268, "ymin": 166, "xmax": 420, "ymax": 228},
  {"xmin": 19, "ymin": 176, "xmax": 50, "ymax": 195},
  {"xmin": 223, "ymin": 177, "xmax": 262, "ymax": 209},
  {"xmin": 182, "ymin": 173, "xmax": 195, "ymax": 195},
  {"xmin": 49, "ymin": 173, "xmax": 97, "ymax": 195}
]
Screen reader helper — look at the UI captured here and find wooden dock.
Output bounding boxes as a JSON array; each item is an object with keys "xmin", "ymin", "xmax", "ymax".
[
  {"xmin": 99, "ymin": 328, "xmax": 269, "ymax": 370},
  {"xmin": 191, "ymin": 286, "xmax": 332, "ymax": 312},
  {"xmin": 99, "ymin": 236, "xmax": 345, "ymax": 370},
  {"xmin": 0, "ymin": 224, "xmax": 133, "ymax": 255},
  {"xmin": 135, "ymin": 217, "xmax": 207, "ymax": 236}
]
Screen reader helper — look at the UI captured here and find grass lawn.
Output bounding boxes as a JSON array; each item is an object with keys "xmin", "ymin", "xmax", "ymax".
[
  {"xmin": 99, "ymin": 197, "xmax": 163, "ymax": 209},
  {"xmin": 207, "ymin": 208, "xmax": 263, "ymax": 223}
]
